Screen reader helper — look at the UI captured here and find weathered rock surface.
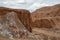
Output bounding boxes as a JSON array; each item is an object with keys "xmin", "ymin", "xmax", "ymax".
[
  {"xmin": 31, "ymin": 4, "xmax": 60, "ymax": 28},
  {"xmin": 31, "ymin": 4, "xmax": 60, "ymax": 40},
  {"xmin": 0, "ymin": 7, "xmax": 32, "ymax": 32},
  {"xmin": 0, "ymin": 7, "xmax": 32, "ymax": 39},
  {"xmin": 14, "ymin": 9, "xmax": 32, "ymax": 32},
  {"xmin": 0, "ymin": 12, "xmax": 31, "ymax": 39}
]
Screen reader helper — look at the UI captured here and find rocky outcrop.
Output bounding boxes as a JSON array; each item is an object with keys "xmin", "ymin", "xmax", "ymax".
[
  {"xmin": 0, "ymin": 7, "xmax": 33, "ymax": 39},
  {"xmin": 0, "ymin": 7, "xmax": 32, "ymax": 32},
  {"xmin": 14, "ymin": 9, "xmax": 32, "ymax": 32},
  {"xmin": 31, "ymin": 4, "xmax": 60, "ymax": 28}
]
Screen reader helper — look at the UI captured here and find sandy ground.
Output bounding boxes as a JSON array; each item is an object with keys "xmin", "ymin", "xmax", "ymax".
[{"xmin": 0, "ymin": 28, "xmax": 60, "ymax": 40}]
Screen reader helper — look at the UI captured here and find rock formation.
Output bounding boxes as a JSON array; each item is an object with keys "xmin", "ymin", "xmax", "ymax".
[
  {"xmin": 13, "ymin": 9, "xmax": 32, "ymax": 32},
  {"xmin": 0, "ymin": 7, "xmax": 32, "ymax": 32},
  {"xmin": 0, "ymin": 4, "xmax": 60, "ymax": 40},
  {"xmin": 31, "ymin": 4, "xmax": 60, "ymax": 28},
  {"xmin": 0, "ymin": 7, "xmax": 32, "ymax": 39}
]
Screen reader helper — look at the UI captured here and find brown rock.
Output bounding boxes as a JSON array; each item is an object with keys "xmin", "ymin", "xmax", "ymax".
[
  {"xmin": 32, "ymin": 19, "xmax": 55, "ymax": 28},
  {"xmin": 0, "ymin": 7, "xmax": 32, "ymax": 32},
  {"xmin": 0, "ymin": 7, "xmax": 32, "ymax": 39},
  {"xmin": 31, "ymin": 4, "xmax": 60, "ymax": 28},
  {"xmin": 13, "ymin": 9, "xmax": 32, "ymax": 32}
]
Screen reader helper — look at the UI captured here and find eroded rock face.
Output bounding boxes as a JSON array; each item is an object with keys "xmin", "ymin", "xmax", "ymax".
[
  {"xmin": 31, "ymin": 4, "xmax": 60, "ymax": 28},
  {"xmin": 0, "ymin": 7, "xmax": 32, "ymax": 39},
  {"xmin": 0, "ymin": 12, "xmax": 31, "ymax": 39},
  {"xmin": 0, "ymin": 7, "xmax": 32, "ymax": 32},
  {"xmin": 32, "ymin": 19, "xmax": 55, "ymax": 28},
  {"xmin": 14, "ymin": 9, "xmax": 32, "ymax": 32}
]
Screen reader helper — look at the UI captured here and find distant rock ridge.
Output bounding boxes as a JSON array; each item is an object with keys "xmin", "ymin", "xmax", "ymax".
[{"xmin": 31, "ymin": 4, "xmax": 60, "ymax": 28}]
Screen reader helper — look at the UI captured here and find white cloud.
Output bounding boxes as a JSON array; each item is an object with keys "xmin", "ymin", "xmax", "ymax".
[
  {"xmin": 1, "ymin": 0, "xmax": 27, "ymax": 9},
  {"xmin": 27, "ymin": 2, "xmax": 49, "ymax": 12},
  {"xmin": 13, "ymin": 0, "xmax": 25, "ymax": 4},
  {"xmin": 25, "ymin": 0, "xmax": 35, "ymax": 3},
  {"xmin": 0, "ymin": 0, "xmax": 60, "ymax": 12},
  {"xmin": 3, "ymin": 0, "xmax": 25, "ymax": 4}
]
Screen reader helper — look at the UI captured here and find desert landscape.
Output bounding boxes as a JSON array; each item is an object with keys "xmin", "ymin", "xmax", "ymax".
[{"xmin": 0, "ymin": 4, "xmax": 60, "ymax": 40}]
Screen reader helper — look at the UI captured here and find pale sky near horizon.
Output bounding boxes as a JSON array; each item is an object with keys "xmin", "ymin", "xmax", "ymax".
[{"xmin": 0, "ymin": 0, "xmax": 60, "ymax": 12}]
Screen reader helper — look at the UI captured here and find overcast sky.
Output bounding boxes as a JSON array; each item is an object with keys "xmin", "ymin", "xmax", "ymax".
[{"xmin": 0, "ymin": 0, "xmax": 60, "ymax": 12}]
